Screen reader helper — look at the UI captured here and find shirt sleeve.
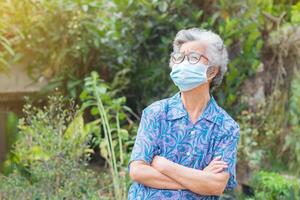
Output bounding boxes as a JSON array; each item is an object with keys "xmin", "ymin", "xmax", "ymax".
[
  {"xmin": 212, "ymin": 123, "xmax": 240, "ymax": 190},
  {"xmin": 127, "ymin": 108, "xmax": 160, "ymax": 173}
]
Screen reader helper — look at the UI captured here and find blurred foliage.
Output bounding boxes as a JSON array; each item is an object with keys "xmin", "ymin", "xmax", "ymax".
[
  {"xmin": 0, "ymin": 95, "xmax": 103, "ymax": 199},
  {"xmin": 284, "ymin": 70, "xmax": 300, "ymax": 174},
  {"xmin": 0, "ymin": 0, "xmax": 298, "ymax": 112},
  {"xmin": 246, "ymin": 171, "xmax": 300, "ymax": 200},
  {"xmin": 0, "ymin": 0, "xmax": 133, "ymax": 97},
  {"xmin": 0, "ymin": 112, "xmax": 19, "ymax": 172},
  {"xmin": 0, "ymin": 31, "xmax": 15, "ymax": 73},
  {"xmin": 237, "ymin": 109, "xmax": 266, "ymax": 172},
  {"xmin": 5, "ymin": 112, "xmax": 18, "ymax": 148}
]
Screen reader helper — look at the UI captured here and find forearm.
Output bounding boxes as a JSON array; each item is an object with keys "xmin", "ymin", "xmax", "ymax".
[
  {"xmin": 159, "ymin": 161, "xmax": 227, "ymax": 195},
  {"xmin": 130, "ymin": 162, "xmax": 186, "ymax": 190}
]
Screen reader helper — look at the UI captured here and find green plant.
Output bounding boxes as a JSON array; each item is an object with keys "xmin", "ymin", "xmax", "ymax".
[
  {"xmin": 1, "ymin": 112, "xmax": 19, "ymax": 173},
  {"xmin": 237, "ymin": 109, "xmax": 266, "ymax": 171},
  {"xmin": 214, "ymin": 0, "xmax": 300, "ymax": 178},
  {"xmin": 0, "ymin": 95, "xmax": 103, "ymax": 199},
  {"xmin": 80, "ymin": 71, "xmax": 137, "ymax": 200},
  {"xmin": 0, "ymin": 0, "xmax": 131, "ymax": 98},
  {"xmin": 284, "ymin": 70, "xmax": 300, "ymax": 174},
  {"xmin": 249, "ymin": 171, "xmax": 300, "ymax": 200}
]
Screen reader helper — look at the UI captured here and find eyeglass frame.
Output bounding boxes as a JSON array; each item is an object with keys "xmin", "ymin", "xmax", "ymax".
[{"xmin": 170, "ymin": 51, "xmax": 210, "ymax": 65}]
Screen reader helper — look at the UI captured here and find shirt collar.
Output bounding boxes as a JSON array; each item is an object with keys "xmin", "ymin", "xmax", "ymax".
[{"xmin": 166, "ymin": 91, "xmax": 222, "ymax": 126}]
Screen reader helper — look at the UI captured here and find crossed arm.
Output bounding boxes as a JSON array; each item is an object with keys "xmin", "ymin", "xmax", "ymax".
[{"xmin": 129, "ymin": 155, "xmax": 230, "ymax": 196}]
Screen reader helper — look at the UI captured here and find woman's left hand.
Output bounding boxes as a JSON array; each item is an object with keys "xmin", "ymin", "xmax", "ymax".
[{"xmin": 203, "ymin": 156, "xmax": 228, "ymax": 173}]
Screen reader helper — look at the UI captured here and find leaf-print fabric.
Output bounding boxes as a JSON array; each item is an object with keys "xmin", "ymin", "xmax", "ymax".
[{"xmin": 127, "ymin": 91, "xmax": 240, "ymax": 200}]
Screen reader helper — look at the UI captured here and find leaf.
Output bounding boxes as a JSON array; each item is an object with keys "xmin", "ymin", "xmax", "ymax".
[
  {"xmin": 119, "ymin": 129, "xmax": 129, "ymax": 140},
  {"xmin": 29, "ymin": 146, "xmax": 50, "ymax": 161},
  {"xmin": 100, "ymin": 140, "xmax": 108, "ymax": 159},
  {"xmin": 1, "ymin": 41, "xmax": 15, "ymax": 56},
  {"xmin": 79, "ymin": 90, "xmax": 89, "ymax": 100},
  {"xmin": 64, "ymin": 113, "xmax": 85, "ymax": 142},
  {"xmin": 158, "ymin": 1, "xmax": 168, "ymax": 12},
  {"xmin": 84, "ymin": 148, "xmax": 94, "ymax": 154},
  {"xmin": 91, "ymin": 107, "xmax": 99, "ymax": 115},
  {"xmin": 84, "ymin": 119, "xmax": 101, "ymax": 136}
]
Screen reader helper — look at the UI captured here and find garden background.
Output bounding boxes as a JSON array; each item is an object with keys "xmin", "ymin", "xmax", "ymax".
[{"xmin": 0, "ymin": 0, "xmax": 300, "ymax": 199}]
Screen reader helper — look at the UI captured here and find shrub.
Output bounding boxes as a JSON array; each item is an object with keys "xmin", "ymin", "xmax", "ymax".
[
  {"xmin": 249, "ymin": 171, "xmax": 300, "ymax": 200},
  {"xmin": 0, "ymin": 95, "xmax": 103, "ymax": 199}
]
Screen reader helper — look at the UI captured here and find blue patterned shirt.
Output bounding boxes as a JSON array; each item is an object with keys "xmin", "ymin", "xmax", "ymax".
[{"xmin": 127, "ymin": 91, "xmax": 240, "ymax": 200}]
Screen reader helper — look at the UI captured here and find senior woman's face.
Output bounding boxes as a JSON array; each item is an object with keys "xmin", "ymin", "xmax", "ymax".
[
  {"xmin": 179, "ymin": 41, "xmax": 218, "ymax": 82},
  {"xmin": 179, "ymin": 41, "xmax": 209, "ymax": 65}
]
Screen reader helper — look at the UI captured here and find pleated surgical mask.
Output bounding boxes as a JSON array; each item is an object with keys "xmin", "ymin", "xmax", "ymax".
[{"xmin": 170, "ymin": 60, "xmax": 209, "ymax": 91}]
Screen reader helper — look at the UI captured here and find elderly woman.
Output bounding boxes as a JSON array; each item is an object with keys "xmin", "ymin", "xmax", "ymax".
[{"xmin": 127, "ymin": 28, "xmax": 240, "ymax": 200}]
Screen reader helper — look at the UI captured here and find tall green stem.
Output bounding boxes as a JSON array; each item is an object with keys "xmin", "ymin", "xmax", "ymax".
[
  {"xmin": 92, "ymin": 76, "xmax": 121, "ymax": 199},
  {"xmin": 116, "ymin": 112, "xmax": 124, "ymax": 165}
]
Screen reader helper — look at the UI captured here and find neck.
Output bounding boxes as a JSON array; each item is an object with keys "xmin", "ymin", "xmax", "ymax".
[{"xmin": 180, "ymin": 83, "xmax": 211, "ymax": 119}]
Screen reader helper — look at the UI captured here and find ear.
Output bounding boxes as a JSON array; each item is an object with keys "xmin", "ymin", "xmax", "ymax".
[{"xmin": 207, "ymin": 66, "xmax": 219, "ymax": 82}]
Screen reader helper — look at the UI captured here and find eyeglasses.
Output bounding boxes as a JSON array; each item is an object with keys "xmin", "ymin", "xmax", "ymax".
[{"xmin": 170, "ymin": 51, "xmax": 209, "ymax": 64}]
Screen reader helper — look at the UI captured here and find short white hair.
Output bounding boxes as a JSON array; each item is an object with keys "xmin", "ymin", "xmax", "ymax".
[{"xmin": 169, "ymin": 28, "xmax": 229, "ymax": 91}]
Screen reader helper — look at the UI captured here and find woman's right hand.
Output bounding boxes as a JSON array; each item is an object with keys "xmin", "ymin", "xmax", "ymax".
[{"xmin": 203, "ymin": 156, "xmax": 228, "ymax": 173}]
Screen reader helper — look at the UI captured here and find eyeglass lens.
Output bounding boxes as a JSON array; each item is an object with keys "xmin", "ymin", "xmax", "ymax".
[{"xmin": 171, "ymin": 52, "xmax": 202, "ymax": 64}]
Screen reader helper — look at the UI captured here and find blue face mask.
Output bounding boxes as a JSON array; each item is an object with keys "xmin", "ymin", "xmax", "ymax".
[{"xmin": 170, "ymin": 60, "xmax": 209, "ymax": 91}]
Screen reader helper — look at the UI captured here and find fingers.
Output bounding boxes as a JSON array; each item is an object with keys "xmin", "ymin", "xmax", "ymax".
[
  {"xmin": 211, "ymin": 164, "xmax": 228, "ymax": 173},
  {"xmin": 211, "ymin": 167, "xmax": 227, "ymax": 173},
  {"xmin": 210, "ymin": 160, "xmax": 228, "ymax": 165},
  {"xmin": 205, "ymin": 165, "xmax": 227, "ymax": 174},
  {"xmin": 210, "ymin": 156, "xmax": 228, "ymax": 165},
  {"xmin": 211, "ymin": 164, "xmax": 228, "ymax": 170},
  {"xmin": 204, "ymin": 163, "xmax": 228, "ymax": 170},
  {"xmin": 204, "ymin": 156, "xmax": 229, "ymax": 174},
  {"xmin": 211, "ymin": 156, "xmax": 222, "ymax": 162}
]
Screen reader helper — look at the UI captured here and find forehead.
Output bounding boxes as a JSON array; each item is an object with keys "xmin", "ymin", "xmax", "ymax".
[{"xmin": 180, "ymin": 40, "xmax": 206, "ymax": 53}]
